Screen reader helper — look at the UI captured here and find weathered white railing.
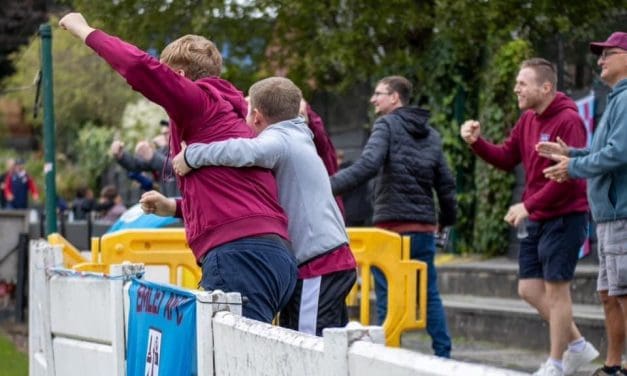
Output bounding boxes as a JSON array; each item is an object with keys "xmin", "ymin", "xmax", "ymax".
[{"xmin": 29, "ymin": 240, "xmax": 528, "ymax": 376}]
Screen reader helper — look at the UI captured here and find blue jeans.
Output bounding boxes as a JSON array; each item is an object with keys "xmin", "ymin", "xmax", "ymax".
[
  {"xmin": 372, "ymin": 232, "xmax": 451, "ymax": 358},
  {"xmin": 200, "ymin": 236, "xmax": 298, "ymax": 323}
]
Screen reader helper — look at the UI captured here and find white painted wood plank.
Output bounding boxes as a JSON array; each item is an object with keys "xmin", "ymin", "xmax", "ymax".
[
  {"xmin": 348, "ymin": 341, "xmax": 528, "ymax": 376},
  {"xmin": 49, "ymin": 277, "xmax": 113, "ymax": 343},
  {"xmin": 213, "ymin": 312, "xmax": 324, "ymax": 376},
  {"xmin": 52, "ymin": 337, "xmax": 116, "ymax": 376}
]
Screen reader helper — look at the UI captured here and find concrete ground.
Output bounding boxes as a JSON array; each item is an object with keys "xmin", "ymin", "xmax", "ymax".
[{"xmin": 402, "ymin": 331, "xmax": 604, "ymax": 375}]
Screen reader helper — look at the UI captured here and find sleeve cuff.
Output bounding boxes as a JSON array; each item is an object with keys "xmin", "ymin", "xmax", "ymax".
[
  {"xmin": 174, "ymin": 198, "xmax": 183, "ymax": 218},
  {"xmin": 183, "ymin": 147, "xmax": 197, "ymax": 170},
  {"xmin": 567, "ymin": 159, "xmax": 580, "ymax": 179}
]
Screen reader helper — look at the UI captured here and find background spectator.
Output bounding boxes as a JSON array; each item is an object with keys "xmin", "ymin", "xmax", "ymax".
[{"xmin": 3, "ymin": 158, "xmax": 39, "ymax": 209}]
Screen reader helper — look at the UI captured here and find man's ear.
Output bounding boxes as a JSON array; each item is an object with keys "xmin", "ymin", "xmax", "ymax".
[
  {"xmin": 391, "ymin": 91, "xmax": 400, "ymax": 105},
  {"xmin": 252, "ymin": 108, "xmax": 267, "ymax": 131}
]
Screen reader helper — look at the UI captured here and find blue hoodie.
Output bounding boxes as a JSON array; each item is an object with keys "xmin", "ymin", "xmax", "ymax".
[{"xmin": 568, "ymin": 79, "xmax": 627, "ymax": 222}]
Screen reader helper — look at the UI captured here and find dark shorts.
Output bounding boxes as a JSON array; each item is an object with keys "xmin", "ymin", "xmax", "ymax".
[
  {"xmin": 200, "ymin": 235, "xmax": 298, "ymax": 323},
  {"xmin": 518, "ymin": 213, "xmax": 588, "ymax": 281},
  {"xmin": 279, "ymin": 268, "xmax": 356, "ymax": 336}
]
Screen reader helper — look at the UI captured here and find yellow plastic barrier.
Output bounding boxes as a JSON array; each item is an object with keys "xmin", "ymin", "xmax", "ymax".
[
  {"xmin": 47, "ymin": 233, "xmax": 88, "ymax": 268},
  {"xmin": 98, "ymin": 229, "xmax": 201, "ymax": 288},
  {"xmin": 346, "ymin": 228, "xmax": 427, "ymax": 347},
  {"xmin": 52, "ymin": 227, "xmax": 424, "ymax": 346}
]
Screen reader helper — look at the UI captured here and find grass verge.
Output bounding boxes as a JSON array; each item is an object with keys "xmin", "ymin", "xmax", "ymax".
[{"xmin": 0, "ymin": 331, "xmax": 27, "ymax": 376}]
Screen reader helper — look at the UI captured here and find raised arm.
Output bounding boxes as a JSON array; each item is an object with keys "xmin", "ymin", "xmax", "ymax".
[
  {"xmin": 59, "ymin": 12, "xmax": 207, "ymax": 125},
  {"xmin": 470, "ymin": 121, "xmax": 523, "ymax": 171},
  {"xmin": 331, "ymin": 120, "xmax": 390, "ymax": 195}
]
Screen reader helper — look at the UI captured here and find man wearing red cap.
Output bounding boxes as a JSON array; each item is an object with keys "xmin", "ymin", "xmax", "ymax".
[{"xmin": 539, "ymin": 31, "xmax": 627, "ymax": 376}]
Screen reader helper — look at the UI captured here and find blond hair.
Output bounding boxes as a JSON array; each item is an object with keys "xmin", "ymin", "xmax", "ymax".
[
  {"xmin": 249, "ymin": 77, "xmax": 302, "ymax": 123},
  {"xmin": 160, "ymin": 35, "xmax": 222, "ymax": 80}
]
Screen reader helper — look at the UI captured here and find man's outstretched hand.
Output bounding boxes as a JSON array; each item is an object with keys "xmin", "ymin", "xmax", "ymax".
[{"xmin": 59, "ymin": 12, "xmax": 95, "ymax": 41}]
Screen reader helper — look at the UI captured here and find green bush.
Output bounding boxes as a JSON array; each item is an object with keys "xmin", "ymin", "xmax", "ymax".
[{"xmin": 472, "ymin": 40, "xmax": 532, "ymax": 255}]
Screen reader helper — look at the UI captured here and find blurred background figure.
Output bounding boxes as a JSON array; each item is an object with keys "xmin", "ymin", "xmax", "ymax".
[
  {"xmin": 95, "ymin": 185, "xmax": 126, "ymax": 223},
  {"xmin": 336, "ymin": 149, "xmax": 373, "ymax": 227},
  {"xmin": 70, "ymin": 185, "xmax": 95, "ymax": 221},
  {"xmin": 110, "ymin": 119, "xmax": 179, "ymax": 197},
  {"xmin": 3, "ymin": 158, "xmax": 39, "ymax": 209},
  {"xmin": 0, "ymin": 158, "xmax": 15, "ymax": 209}
]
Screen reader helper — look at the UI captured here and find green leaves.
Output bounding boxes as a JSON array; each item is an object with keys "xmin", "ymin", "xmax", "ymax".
[{"xmin": 3, "ymin": 0, "xmax": 624, "ymax": 251}]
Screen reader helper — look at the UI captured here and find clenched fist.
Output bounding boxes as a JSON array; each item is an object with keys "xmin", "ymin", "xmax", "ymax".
[{"xmin": 460, "ymin": 120, "xmax": 481, "ymax": 145}]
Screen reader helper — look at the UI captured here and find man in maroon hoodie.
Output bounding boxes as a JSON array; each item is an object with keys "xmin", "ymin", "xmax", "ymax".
[
  {"xmin": 59, "ymin": 12, "xmax": 297, "ymax": 324},
  {"xmin": 461, "ymin": 58, "xmax": 597, "ymax": 375}
]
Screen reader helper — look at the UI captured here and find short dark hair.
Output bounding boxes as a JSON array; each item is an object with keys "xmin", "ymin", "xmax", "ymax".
[
  {"xmin": 248, "ymin": 77, "xmax": 302, "ymax": 123},
  {"xmin": 378, "ymin": 76, "xmax": 413, "ymax": 105},
  {"xmin": 520, "ymin": 58, "xmax": 557, "ymax": 91}
]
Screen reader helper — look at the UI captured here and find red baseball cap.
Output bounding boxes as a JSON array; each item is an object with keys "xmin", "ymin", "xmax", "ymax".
[{"xmin": 590, "ymin": 32, "xmax": 627, "ymax": 55}]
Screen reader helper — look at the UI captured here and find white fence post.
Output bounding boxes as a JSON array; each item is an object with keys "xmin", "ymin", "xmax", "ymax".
[
  {"xmin": 195, "ymin": 289, "xmax": 243, "ymax": 376},
  {"xmin": 29, "ymin": 240, "xmax": 62, "ymax": 376},
  {"xmin": 323, "ymin": 324, "xmax": 384, "ymax": 376},
  {"xmin": 110, "ymin": 263, "xmax": 145, "ymax": 376}
]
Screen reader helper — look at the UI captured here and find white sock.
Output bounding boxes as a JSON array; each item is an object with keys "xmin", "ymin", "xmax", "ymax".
[
  {"xmin": 568, "ymin": 337, "xmax": 586, "ymax": 352},
  {"xmin": 549, "ymin": 358, "xmax": 563, "ymax": 370}
]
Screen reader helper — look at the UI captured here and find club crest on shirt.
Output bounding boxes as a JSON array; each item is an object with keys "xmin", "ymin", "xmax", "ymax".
[{"xmin": 540, "ymin": 133, "xmax": 550, "ymax": 142}]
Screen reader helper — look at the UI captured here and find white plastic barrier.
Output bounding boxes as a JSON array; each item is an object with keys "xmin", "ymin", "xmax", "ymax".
[{"xmin": 29, "ymin": 240, "xmax": 529, "ymax": 376}]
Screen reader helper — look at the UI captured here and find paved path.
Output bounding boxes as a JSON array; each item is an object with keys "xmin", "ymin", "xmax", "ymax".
[{"xmin": 402, "ymin": 331, "xmax": 603, "ymax": 375}]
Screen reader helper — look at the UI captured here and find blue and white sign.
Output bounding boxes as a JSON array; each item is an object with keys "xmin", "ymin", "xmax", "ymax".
[{"xmin": 127, "ymin": 278, "xmax": 197, "ymax": 376}]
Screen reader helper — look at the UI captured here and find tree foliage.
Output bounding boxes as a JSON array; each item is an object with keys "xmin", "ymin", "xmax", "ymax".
[
  {"xmin": 3, "ymin": 0, "xmax": 626, "ymax": 251},
  {"xmin": 2, "ymin": 17, "xmax": 138, "ymax": 153},
  {"xmin": 472, "ymin": 40, "xmax": 532, "ymax": 254},
  {"xmin": 68, "ymin": 0, "xmax": 275, "ymax": 91},
  {"xmin": 0, "ymin": 0, "xmax": 47, "ymax": 83}
]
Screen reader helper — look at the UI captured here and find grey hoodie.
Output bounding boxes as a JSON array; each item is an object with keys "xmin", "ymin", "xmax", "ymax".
[{"xmin": 184, "ymin": 117, "xmax": 348, "ymax": 265}]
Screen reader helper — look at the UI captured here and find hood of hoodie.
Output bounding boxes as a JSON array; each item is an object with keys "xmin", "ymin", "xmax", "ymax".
[
  {"xmin": 200, "ymin": 77, "xmax": 248, "ymax": 120},
  {"xmin": 266, "ymin": 116, "xmax": 314, "ymax": 140},
  {"xmin": 609, "ymin": 78, "xmax": 627, "ymax": 100},
  {"xmin": 389, "ymin": 106, "xmax": 430, "ymax": 138},
  {"xmin": 537, "ymin": 92, "xmax": 578, "ymax": 119}
]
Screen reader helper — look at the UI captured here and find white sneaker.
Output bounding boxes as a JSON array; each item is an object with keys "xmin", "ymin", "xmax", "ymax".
[
  {"xmin": 563, "ymin": 341, "xmax": 600, "ymax": 375},
  {"xmin": 533, "ymin": 361, "xmax": 564, "ymax": 376}
]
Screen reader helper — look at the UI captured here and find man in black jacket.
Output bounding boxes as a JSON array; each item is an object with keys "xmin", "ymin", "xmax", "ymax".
[{"xmin": 331, "ymin": 75, "xmax": 456, "ymax": 358}]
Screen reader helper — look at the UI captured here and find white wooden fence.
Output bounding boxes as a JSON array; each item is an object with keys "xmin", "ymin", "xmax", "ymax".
[{"xmin": 29, "ymin": 240, "xmax": 528, "ymax": 376}]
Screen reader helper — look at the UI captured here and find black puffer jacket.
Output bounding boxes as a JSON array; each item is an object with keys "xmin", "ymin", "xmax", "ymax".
[{"xmin": 331, "ymin": 106, "xmax": 456, "ymax": 226}]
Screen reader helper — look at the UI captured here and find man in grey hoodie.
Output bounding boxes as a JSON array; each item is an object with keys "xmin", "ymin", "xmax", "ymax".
[
  {"xmin": 539, "ymin": 31, "xmax": 627, "ymax": 376},
  {"xmin": 172, "ymin": 77, "xmax": 356, "ymax": 335}
]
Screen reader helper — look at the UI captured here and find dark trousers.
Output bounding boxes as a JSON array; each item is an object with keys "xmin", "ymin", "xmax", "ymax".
[{"xmin": 200, "ymin": 236, "xmax": 298, "ymax": 323}]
